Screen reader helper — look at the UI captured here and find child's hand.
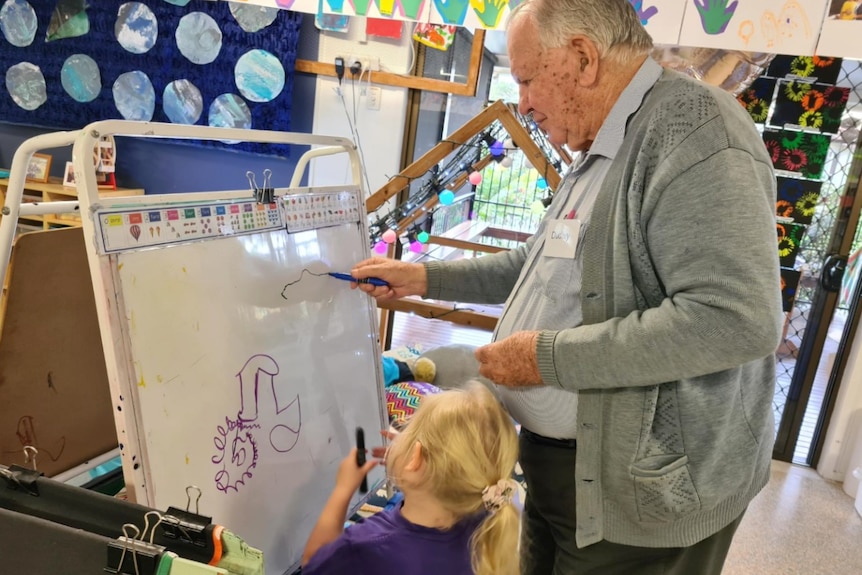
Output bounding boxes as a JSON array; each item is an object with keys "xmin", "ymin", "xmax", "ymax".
[{"xmin": 334, "ymin": 448, "xmax": 378, "ymax": 497}]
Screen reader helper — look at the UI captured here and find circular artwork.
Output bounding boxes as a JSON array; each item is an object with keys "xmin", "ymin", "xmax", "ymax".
[
  {"xmin": 6, "ymin": 62, "xmax": 46, "ymax": 111},
  {"xmin": 208, "ymin": 93, "xmax": 252, "ymax": 130},
  {"xmin": 113, "ymin": 71, "xmax": 155, "ymax": 121},
  {"xmin": 176, "ymin": 12, "xmax": 222, "ymax": 65},
  {"xmin": 235, "ymin": 49, "xmax": 284, "ymax": 103},
  {"xmin": 163, "ymin": 0, "xmax": 192, "ymax": 5},
  {"xmin": 61, "ymin": 54, "xmax": 102, "ymax": 103},
  {"xmin": 115, "ymin": 2, "xmax": 158, "ymax": 54},
  {"xmin": 163, "ymin": 79, "xmax": 203, "ymax": 125},
  {"xmin": 0, "ymin": 0, "xmax": 37, "ymax": 47},
  {"xmin": 229, "ymin": 3, "xmax": 279, "ymax": 33}
]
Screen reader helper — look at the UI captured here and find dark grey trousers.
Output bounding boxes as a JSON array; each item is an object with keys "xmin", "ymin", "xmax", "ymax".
[{"xmin": 519, "ymin": 431, "xmax": 745, "ymax": 575}]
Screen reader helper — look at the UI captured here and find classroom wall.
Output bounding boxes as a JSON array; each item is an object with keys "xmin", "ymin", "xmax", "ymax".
[
  {"xmin": 308, "ymin": 21, "xmax": 414, "ymax": 194},
  {"xmin": 0, "ymin": 16, "xmax": 320, "ymax": 194}
]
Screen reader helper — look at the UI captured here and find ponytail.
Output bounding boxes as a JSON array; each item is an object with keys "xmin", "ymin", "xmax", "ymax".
[
  {"xmin": 385, "ymin": 383, "xmax": 521, "ymax": 575},
  {"xmin": 471, "ymin": 501, "xmax": 520, "ymax": 575}
]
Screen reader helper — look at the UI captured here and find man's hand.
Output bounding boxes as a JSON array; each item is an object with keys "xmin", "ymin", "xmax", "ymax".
[
  {"xmin": 351, "ymin": 257, "xmax": 428, "ymax": 301},
  {"xmin": 475, "ymin": 331, "xmax": 544, "ymax": 388}
]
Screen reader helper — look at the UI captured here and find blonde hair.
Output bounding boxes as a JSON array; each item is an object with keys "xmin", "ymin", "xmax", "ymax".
[
  {"xmin": 386, "ymin": 382, "xmax": 520, "ymax": 575},
  {"xmin": 510, "ymin": 0, "xmax": 653, "ymax": 61}
]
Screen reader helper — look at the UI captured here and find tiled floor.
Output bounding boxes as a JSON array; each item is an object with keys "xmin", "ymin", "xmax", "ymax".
[{"xmin": 724, "ymin": 461, "xmax": 862, "ymax": 575}]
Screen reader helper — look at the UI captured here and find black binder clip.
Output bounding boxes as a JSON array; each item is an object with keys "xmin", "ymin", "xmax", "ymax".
[
  {"xmin": 160, "ymin": 486, "xmax": 212, "ymax": 548},
  {"xmin": 249, "ymin": 169, "xmax": 274, "ymax": 204},
  {"xmin": 0, "ymin": 464, "xmax": 42, "ymax": 496},
  {"xmin": 105, "ymin": 523, "xmax": 163, "ymax": 575}
]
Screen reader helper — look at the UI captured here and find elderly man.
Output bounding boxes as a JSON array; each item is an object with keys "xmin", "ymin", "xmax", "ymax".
[{"xmin": 353, "ymin": 0, "xmax": 783, "ymax": 573}]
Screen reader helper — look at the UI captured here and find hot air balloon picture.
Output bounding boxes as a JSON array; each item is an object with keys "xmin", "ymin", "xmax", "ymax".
[
  {"xmin": 129, "ymin": 224, "xmax": 141, "ymax": 241},
  {"xmin": 212, "ymin": 354, "xmax": 302, "ymax": 493}
]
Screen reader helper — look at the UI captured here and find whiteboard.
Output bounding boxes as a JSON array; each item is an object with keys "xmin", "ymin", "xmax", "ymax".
[{"xmin": 93, "ymin": 188, "xmax": 386, "ymax": 575}]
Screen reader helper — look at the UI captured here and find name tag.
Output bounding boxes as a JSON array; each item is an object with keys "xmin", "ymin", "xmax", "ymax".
[{"xmin": 543, "ymin": 219, "xmax": 581, "ymax": 259}]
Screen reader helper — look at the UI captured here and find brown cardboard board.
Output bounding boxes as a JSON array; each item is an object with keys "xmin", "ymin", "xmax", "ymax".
[{"xmin": 0, "ymin": 227, "xmax": 117, "ymax": 476}]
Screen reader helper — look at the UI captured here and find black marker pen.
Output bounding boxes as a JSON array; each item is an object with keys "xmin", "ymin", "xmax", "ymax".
[{"xmin": 356, "ymin": 426, "xmax": 368, "ymax": 493}]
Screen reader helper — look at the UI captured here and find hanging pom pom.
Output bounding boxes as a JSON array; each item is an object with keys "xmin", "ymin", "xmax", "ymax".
[
  {"xmin": 439, "ymin": 190, "xmax": 455, "ymax": 205},
  {"xmin": 530, "ymin": 200, "xmax": 546, "ymax": 215},
  {"xmin": 468, "ymin": 171, "xmax": 483, "ymax": 186},
  {"xmin": 382, "ymin": 229, "xmax": 398, "ymax": 244}
]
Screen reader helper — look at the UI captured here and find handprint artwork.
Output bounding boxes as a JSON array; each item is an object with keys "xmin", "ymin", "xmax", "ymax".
[
  {"xmin": 629, "ymin": 0, "xmax": 659, "ymax": 25},
  {"xmin": 693, "ymin": 0, "xmax": 739, "ymax": 34}
]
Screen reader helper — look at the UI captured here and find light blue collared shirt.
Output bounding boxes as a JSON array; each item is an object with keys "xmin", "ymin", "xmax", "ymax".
[{"xmin": 495, "ymin": 57, "xmax": 664, "ymax": 439}]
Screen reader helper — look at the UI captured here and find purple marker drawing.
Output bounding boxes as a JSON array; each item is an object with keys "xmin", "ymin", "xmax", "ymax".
[
  {"xmin": 237, "ymin": 354, "xmax": 279, "ymax": 422},
  {"xmin": 212, "ymin": 416, "xmax": 259, "ymax": 493},
  {"xmin": 212, "ymin": 354, "xmax": 302, "ymax": 493}
]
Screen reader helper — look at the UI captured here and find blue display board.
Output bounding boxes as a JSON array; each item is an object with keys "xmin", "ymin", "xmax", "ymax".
[{"xmin": 0, "ymin": 1, "xmax": 301, "ymax": 157}]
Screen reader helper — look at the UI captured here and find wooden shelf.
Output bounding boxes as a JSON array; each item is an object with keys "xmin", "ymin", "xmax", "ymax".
[{"xmin": 0, "ymin": 175, "xmax": 145, "ymax": 231}]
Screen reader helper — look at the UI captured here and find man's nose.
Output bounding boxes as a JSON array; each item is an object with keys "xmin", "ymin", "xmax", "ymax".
[{"xmin": 518, "ymin": 92, "xmax": 532, "ymax": 117}]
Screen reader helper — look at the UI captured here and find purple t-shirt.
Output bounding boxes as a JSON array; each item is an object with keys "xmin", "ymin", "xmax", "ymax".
[{"xmin": 302, "ymin": 504, "xmax": 483, "ymax": 575}]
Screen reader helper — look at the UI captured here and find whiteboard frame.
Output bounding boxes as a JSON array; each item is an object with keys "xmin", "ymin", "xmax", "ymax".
[{"xmin": 60, "ymin": 122, "xmax": 383, "ymax": 515}]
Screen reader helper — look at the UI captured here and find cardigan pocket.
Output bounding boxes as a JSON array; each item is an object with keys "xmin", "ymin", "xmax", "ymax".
[{"xmin": 631, "ymin": 454, "xmax": 701, "ymax": 522}]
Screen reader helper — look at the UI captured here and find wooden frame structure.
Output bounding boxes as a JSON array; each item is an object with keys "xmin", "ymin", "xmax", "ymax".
[
  {"xmin": 365, "ymin": 99, "xmax": 566, "ymax": 341},
  {"xmin": 296, "ymin": 30, "xmax": 487, "ymax": 97}
]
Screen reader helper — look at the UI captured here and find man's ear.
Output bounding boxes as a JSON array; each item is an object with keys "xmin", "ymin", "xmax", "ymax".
[
  {"xmin": 404, "ymin": 441, "xmax": 424, "ymax": 472},
  {"xmin": 569, "ymin": 35, "xmax": 600, "ymax": 87}
]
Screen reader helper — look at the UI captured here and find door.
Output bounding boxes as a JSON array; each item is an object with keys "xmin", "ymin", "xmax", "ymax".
[{"xmin": 772, "ymin": 59, "xmax": 862, "ymax": 463}]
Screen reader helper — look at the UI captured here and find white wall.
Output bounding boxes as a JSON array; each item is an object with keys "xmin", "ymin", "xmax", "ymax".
[
  {"xmin": 309, "ymin": 20, "xmax": 414, "ymax": 197},
  {"xmin": 817, "ymin": 324, "xmax": 862, "ymax": 495}
]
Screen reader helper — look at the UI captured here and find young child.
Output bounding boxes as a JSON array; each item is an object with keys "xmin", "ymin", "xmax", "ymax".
[{"xmin": 301, "ymin": 382, "xmax": 520, "ymax": 575}]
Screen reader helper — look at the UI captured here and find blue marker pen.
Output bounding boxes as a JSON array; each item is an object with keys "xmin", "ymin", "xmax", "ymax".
[{"xmin": 328, "ymin": 272, "xmax": 389, "ymax": 287}]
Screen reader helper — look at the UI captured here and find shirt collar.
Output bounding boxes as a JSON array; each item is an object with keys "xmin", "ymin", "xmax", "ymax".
[{"xmin": 586, "ymin": 57, "xmax": 663, "ymax": 161}]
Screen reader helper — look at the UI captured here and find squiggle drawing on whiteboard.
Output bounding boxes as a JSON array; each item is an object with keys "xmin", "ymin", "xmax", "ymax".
[
  {"xmin": 212, "ymin": 354, "xmax": 302, "ymax": 493},
  {"xmin": 280, "ymin": 268, "xmax": 328, "ymax": 300}
]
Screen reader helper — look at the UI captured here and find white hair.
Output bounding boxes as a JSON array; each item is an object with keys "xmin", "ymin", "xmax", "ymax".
[{"xmin": 510, "ymin": 0, "xmax": 654, "ymax": 60}]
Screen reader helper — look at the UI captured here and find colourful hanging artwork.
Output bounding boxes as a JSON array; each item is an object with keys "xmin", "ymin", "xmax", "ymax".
[
  {"xmin": 736, "ymin": 76, "xmax": 776, "ymax": 124},
  {"xmin": 367, "ymin": 17, "xmax": 403, "ymax": 38},
  {"xmin": 316, "ymin": 0, "xmax": 349, "ymax": 32},
  {"xmin": 780, "ymin": 268, "xmax": 802, "ymax": 313},
  {"xmin": 413, "ymin": 22, "xmax": 455, "ymax": 50},
  {"xmin": 775, "ymin": 176, "xmax": 822, "ymax": 225},
  {"xmin": 777, "ymin": 222, "xmax": 807, "ymax": 268},
  {"xmin": 766, "ymin": 55, "xmax": 843, "ymax": 85},
  {"xmin": 769, "ymin": 80, "xmax": 849, "ymax": 134},
  {"xmin": 762, "ymin": 128, "xmax": 830, "ymax": 179}
]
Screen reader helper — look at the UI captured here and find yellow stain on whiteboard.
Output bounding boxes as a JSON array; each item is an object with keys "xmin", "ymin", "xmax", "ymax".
[
  {"xmin": 118, "ymin": 263, "xmax": 124, "ymax": 271},
  {"xmin": 138, "ymin": 374, "xmax": 146, "ymax": 388},
  {"xmin": 182, "ymin": 266, "xmax": 187, "ymax": 273},
  {"xmin": 185, "ymin": 455, "xmax": 190, "ymax": 465},
  {"xmin": 157, "ymin": 374, "xmax": 164, "ymax": 383}
]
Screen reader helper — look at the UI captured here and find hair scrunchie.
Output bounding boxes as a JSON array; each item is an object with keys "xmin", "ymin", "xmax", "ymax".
[{"xmin": 481, "ymin": 478, "xmax": 518, "ymax": 514}]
